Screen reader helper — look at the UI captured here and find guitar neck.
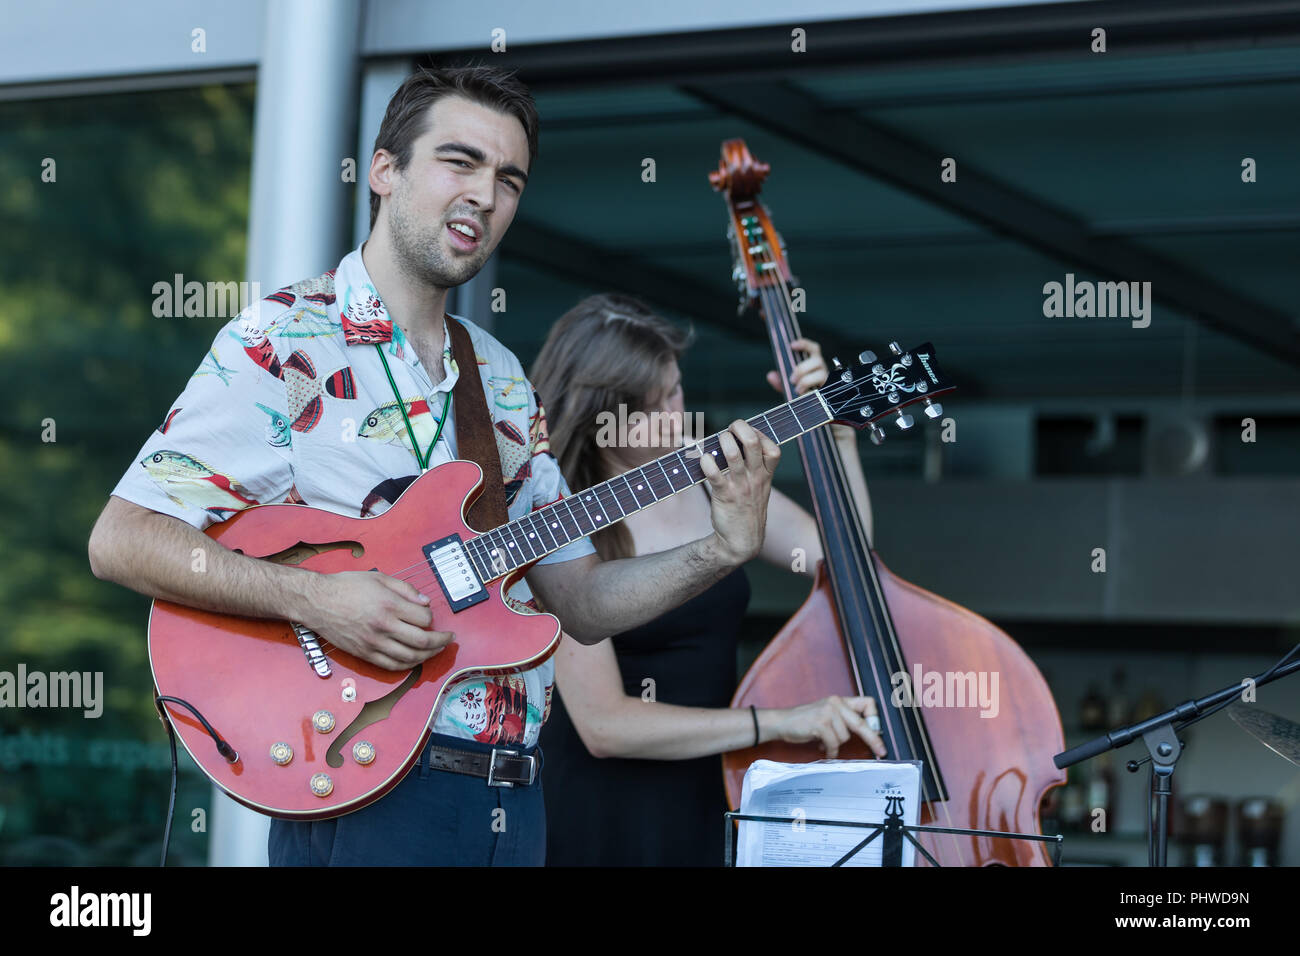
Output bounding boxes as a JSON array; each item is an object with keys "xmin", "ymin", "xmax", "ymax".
[{"xmin": 464, "ymin": 390, "xmax": 833, "ymax": 583}]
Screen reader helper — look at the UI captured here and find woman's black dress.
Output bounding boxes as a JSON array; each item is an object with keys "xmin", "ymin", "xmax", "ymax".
[{"xmin": 541, "ymin": 566, "xmax": 752, "ymax": 866}]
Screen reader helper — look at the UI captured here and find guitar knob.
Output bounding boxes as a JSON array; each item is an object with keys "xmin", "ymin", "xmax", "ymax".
[
  {"xmin": 312, "ymin": 710, "xmax": 335, "ymax": 733},
  {"xmin": 270, "ymin": 742, "xmax": 293, "ymax": 766},
  {"xmin": 858, "ymin": 350, "xmax": 877, "ymax": 365},
  {"xmin": 352, "ymin": 741, "xmax": 376, "ymax": 765},
  {"xmin": 924, "ymin": 399, "xmax": 944, "ymax": 419},
  {"xmin": 895, "ymin": 411, "xmax": 915, "ymax": 430},
  {"xmin": 310, "ymin": 773, "xmax": 334, "ymax": 797},
  {"xmin": 868, "ymin": 423, "xmax": 887, "ymax": 446},
  {"xmin": 888, "ymin": 341, "xmax": 903, "ymax": 356}
]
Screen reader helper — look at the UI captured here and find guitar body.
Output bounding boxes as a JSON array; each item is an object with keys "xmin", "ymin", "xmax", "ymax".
[
  {"xmin": 148, "ymin": 460, "xmax": 560, "ymax": 820},
  {"xmin": 146, "ymin": 353, "xmax": 931, "ymax": 821}
]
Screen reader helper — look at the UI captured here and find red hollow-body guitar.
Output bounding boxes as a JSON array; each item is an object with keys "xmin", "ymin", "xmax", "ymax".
[{"xmin": 150, "ymin": 352, "xmax": 953, "ymax": 819}]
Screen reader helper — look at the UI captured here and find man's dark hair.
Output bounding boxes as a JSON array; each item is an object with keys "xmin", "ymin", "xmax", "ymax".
[{"xmin": 368, "ymin": 64, "xmax": 539, "ymax": 230}]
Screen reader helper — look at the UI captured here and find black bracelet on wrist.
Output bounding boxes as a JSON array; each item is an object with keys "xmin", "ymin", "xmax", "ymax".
[{"xmin": 750, "ymin": 705, "xmax": 760, "ymax": 746}]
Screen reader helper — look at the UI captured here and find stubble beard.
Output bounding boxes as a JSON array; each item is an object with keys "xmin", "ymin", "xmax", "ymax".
[{"xmin": 387, "ymin": 183, "xmax": 488, "ymax": 291}]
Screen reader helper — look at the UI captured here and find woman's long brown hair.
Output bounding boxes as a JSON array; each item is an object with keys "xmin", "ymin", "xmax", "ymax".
[{"xmin": 529, "ymin": 293, "xmax": 693, "ymax": 561}]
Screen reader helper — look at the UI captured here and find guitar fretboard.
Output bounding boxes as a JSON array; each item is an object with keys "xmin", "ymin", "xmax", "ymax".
[{"xmin": 461, "ymin": 391, "xmax": 831, "ymax": 582}]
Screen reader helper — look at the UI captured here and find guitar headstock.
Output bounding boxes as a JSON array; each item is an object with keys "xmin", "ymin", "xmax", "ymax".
[{"xmin": 817, "ymin": 342, "xmax": 954, "ymax": 445}]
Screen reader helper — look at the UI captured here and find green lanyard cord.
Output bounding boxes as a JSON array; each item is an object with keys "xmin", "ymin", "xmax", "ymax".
[{"xmin": 374, "ymin": 344, "xmax": 451, "ymax": 472}]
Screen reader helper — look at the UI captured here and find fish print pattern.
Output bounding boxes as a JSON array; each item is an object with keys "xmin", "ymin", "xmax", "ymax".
[
  {"xmin": 138, "ymin": 450, "xmax": 259, "ymax": 520},
  {"xmin": 110, "ymin": 245, "xmax": 593, "ymax": 748},
  {"xmin": 357, "ymin": 397, "xmax": 440, "ymax": 451},
  {"xmin": 254, "ymin": 403, "xmax": 292, "ymax": 448}
]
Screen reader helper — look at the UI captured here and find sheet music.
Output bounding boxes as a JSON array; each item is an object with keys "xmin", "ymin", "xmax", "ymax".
[{"xmin": 736, "ymin": 759, "xmax": 923, "ymax": 867}]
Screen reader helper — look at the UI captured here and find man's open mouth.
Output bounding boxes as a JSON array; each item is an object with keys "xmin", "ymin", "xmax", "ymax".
[{"xmin": 447, "ymin": 220, "xmax": 481, "ymax": 250}]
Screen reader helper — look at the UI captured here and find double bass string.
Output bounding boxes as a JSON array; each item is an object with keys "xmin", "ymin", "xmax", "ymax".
[
  {"xmin": 755, "ymin": 278, "xmax": 960, "ymax": 866},
  {"xmin": 752, "ymin": 280, "xmax": 918, "ymax": 752},
  {"xmin": 753, "ymin": 263, "xmax": 963, "ymax": 866}
]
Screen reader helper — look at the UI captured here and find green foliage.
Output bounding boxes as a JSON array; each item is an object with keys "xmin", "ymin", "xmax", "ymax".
[{"xmin": 0, "ymin": 82, "xmax": 255, "ymax": 865}]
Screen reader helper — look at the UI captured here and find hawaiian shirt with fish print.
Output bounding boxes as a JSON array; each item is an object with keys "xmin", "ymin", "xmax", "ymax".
[{"xmin": 111, "ymin": 243, "xmax": 596, "ymax": 748}]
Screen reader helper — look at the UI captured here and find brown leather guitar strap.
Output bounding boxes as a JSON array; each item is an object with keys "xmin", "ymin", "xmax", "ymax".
[{"xmin": 446, "ymin": 316, "xmax": 510, "ymax": 532}]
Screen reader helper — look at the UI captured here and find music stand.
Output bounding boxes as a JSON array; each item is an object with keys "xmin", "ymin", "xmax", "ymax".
[{"xmin": 724, "ymin": 794, "xmax": 1063, "ymax": 866}]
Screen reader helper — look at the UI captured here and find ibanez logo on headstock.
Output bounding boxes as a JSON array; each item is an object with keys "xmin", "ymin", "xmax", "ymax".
[{"xmin": 820, "ymin": 341, "xmax": 952, "ymax": 446}]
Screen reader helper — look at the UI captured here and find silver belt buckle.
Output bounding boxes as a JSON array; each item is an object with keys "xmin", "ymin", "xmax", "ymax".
[{"xmin": 487, "ymin": 747, "xmax": 535, "ymax": 787}]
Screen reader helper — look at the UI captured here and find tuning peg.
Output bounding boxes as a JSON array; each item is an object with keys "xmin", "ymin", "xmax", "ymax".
[
  {"xmin": 895, "ymin": 411, "xmax": 915, "ymax": 430},
  {"xmin": 868, "ymin": 423, "xmax": 887, "ymax": 445},
  {"xmin": 831, "ymin": 357, "xmax": 843, "ymax": 371},
  {"xmin": 888, "ymin": 341, "xmax": 903, "ymax": 356},
  {"xmin": 858, "ymin": 350, "xmax": 877, "ymax": 365}
]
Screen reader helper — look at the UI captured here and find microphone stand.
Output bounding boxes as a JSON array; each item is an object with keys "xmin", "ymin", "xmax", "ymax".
[{"xmin": 1054, "ymin": 653, "xmax": 1300, "ymax": 867}]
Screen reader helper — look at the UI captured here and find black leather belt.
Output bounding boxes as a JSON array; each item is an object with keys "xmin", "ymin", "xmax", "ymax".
[{"xmin": 426, "ymin": 743, "xmax": 538, "ymax": 787}]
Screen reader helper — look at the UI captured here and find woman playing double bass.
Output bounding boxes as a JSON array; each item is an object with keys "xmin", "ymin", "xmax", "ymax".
[{"xmin": 533, "ymin": 292, "xmax": 881, "ymax": 867}]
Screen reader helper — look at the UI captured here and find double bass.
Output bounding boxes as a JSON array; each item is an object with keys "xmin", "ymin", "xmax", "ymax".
[{"xmin": 710, "ymin": 140, "xmax": 1066, "ymax": 866}]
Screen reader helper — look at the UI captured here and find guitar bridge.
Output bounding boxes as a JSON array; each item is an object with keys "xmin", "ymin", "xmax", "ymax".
[{"xmin": 291, "ymin": 622, "xmax": 332, "ymax": 677}]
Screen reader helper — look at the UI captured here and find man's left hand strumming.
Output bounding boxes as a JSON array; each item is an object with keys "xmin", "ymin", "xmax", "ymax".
[{"xmin": 694, "ymin": 418, "xmax": 781, "ymax": 566}]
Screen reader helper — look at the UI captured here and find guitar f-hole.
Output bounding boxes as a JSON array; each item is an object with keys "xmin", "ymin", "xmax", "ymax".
[
  {"xmin": 325, "ymin": 665, "xmax": 424, "ymax": 768},
  {"xmin": 254, "ymin": 540, "xmax": 365, "ymax": 566}
]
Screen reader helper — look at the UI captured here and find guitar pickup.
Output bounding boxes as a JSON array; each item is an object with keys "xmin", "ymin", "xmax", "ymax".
[{"xmin": 422, "ymin": 534, "xmax": 489, "ymax": 613}]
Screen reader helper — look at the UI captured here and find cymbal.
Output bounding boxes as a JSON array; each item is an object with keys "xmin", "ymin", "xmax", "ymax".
[{"xmin": 1228, "ymin": 703, "xmax": 1300, "ymax": 767}]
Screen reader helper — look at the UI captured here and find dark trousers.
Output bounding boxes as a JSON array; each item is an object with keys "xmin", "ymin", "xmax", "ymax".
[{"xmin": 268, "ymin": 733, "xmax": 545, "ymax": 866}]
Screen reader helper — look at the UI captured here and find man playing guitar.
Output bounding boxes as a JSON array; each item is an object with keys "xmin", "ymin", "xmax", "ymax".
[{"xmin": 87, "ymin": 65, "xmax": 780, "ymax": 866}]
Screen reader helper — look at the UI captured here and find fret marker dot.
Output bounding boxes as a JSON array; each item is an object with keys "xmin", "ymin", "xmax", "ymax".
[
  {"xmin": 672, "ymin": 468, "xmax": 679, "ymax": 474},
  {"xmin": 596, "ymin": 515, "xmax": 603, "ymax": 521},
  {"xmin": 636, "ymin": 484, "xmax": 643, "ymax": 490},
  {"xmin": 551, "ymin": 522, "xmax": 558, "ymax": 528},
  {"xmin": 508, "ymin": 542, "xmax": 514, "ymax": 548}
]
